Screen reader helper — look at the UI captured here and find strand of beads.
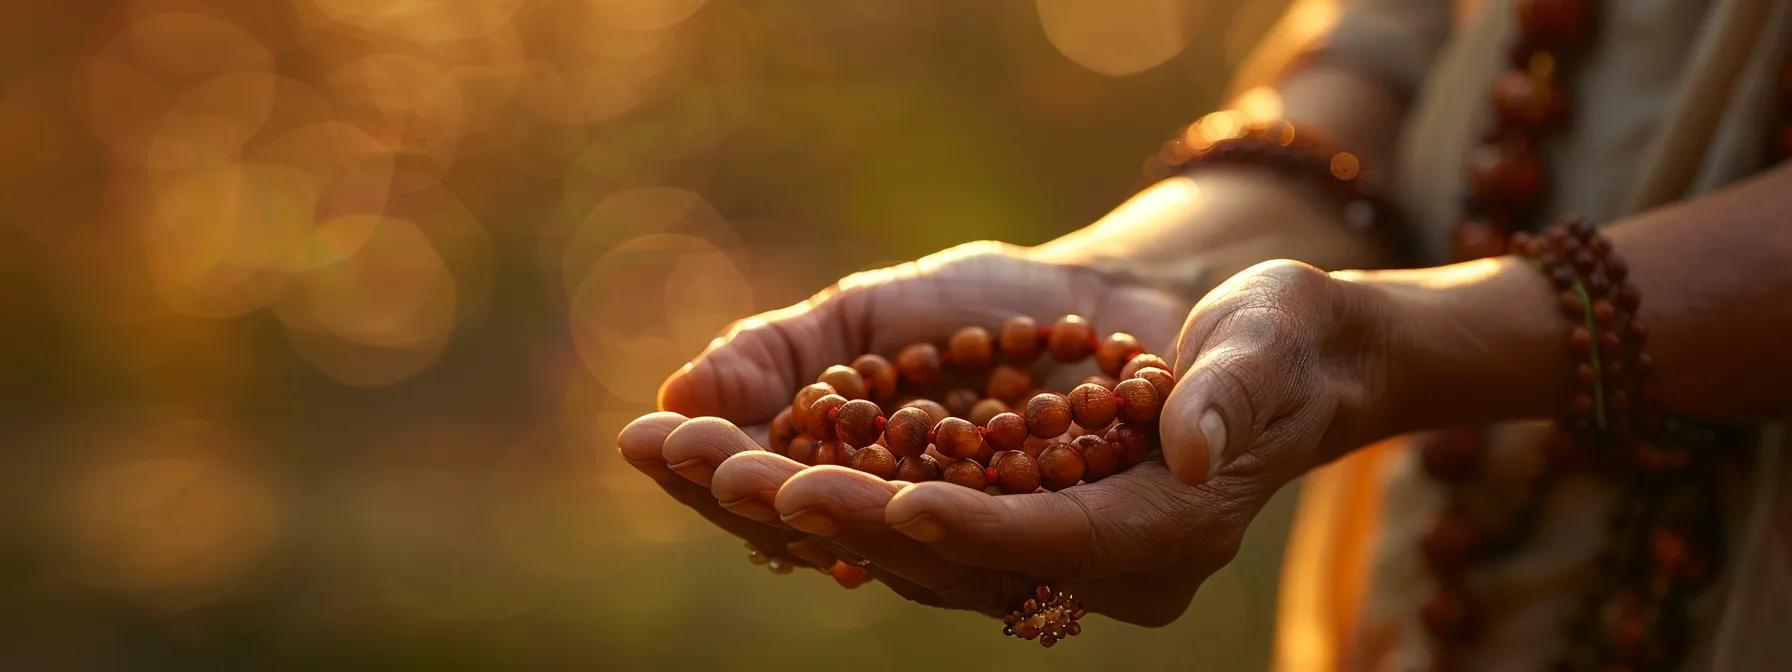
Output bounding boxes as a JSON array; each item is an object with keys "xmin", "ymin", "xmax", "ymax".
[
  {"xmin": 767, "ymin": 315, "xmax": 1175, "ymax": 496},
  {"xmin": 1002, "ymin": 585, "xmax": 1085, "ymax": 647}
]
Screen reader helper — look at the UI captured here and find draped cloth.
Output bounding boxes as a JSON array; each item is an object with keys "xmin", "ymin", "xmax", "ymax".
[{"xmin": 1241, "ymin": 1, "xmax": 1792, "ymax": 669}]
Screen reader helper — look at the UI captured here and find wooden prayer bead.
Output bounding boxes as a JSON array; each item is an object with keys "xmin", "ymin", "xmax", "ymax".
[
  {"xmin": 1094, "ymin": 332, "xmax": 1142, "ymax": 378},
  {"xmin": 1024, "ymin": 393, "xmax": 1072, "ymax": 438},
  {"xmin": 817, "ymin": 364, "xmax": 868, "ymax": 400},
  {"xmin": 1114, "ymin": 378, "xmax": 1162, "ymax": 424},
  {"xmin": 993, "ymin": 451, "xmax": 1041, "ymax": 494},
  {"xmin": 1079, "ymin": 375, "xmax": 1118, "ymax": 391},
  {"xmin": 983, "ymin": 412, "xmax": 1029, "ymax": 452},
  {"xmin": 850, "ymin": 444, "xmax": 898, "ymax": 479},
  {"xmin": 948, "ymin": 326, "xmax": 995, "ymax": 369},
  {"xmin": 944, "ymin": 388, "xmax": 980, "ymax": 418},
  {"xmin": 1120, "ymin": 354, "xmax": 1170, "ymax": 380},
  {"xmin": 883, "ymin": 406, "xmax": 933, "ymax": 458},
  {"xmin": 787, "ymin": 435, "xmax": 819, "ymax": 464},
  {"xmin": 1106, "ymin": 424, "xmax": 1154, "ymax": 467},
  {"xmin": 806, "ymin": 393, "xmax": 849, "ymax": 440},
  {"xmin": 943, "ymin": 458, "xmax": 988, "ymax": 490},
  {"xmin": 893, "ymin": 454, "xmax": 942, "ymax": 482},
  {"xmin": 984, "ymin": 364, "xmax": 1033, "ymax": 405},
  {"xmin": 1037, "ymin": 443, "xmax": 1085, "ymax": 491},
  {"xmin": 791, "ymin": 382, "xmax": 836, "ymax": 437},
  {"xmin": 1047, "ymin": 315, "xmax": 1096, "ymax": 361},
  {"xmin": 813, "ymin": 440, "xmax": 853, "ymax": 467},
  {"xmin": 1073, "ymin": 434, "xmax": 1120, "ymax": 481},
  {"xmin": 933, "ymin": 417, "xmax": 983, "ymax": 459},
  {"xmin": 1066, "ymin": 382, "xmax": 1118, "ymax": 430},
  {"xmin": 999, "ymin": 316, "xmax": 1043, "ymax": 361},
  {"xmin": 769, "ymin": 406, "xmax": 797, "ymax": 452},
  {"xmin": 968, "ymin": 398, "xmax": 1009, "ymax": 427},
  {"xmin": 896, "ymin": 343, "xmax": 942, "ymax": 387},
  {"xmin": 835, "ymin": 399, "xmax": 885, "ymax": 447},
  {"xmin": 902, "ymin": 399, "xmax": 950, "ymax": 426},
  {"xmin": 1132, "ymin": 367, "xmax": 1176, "ymax": 402},
  {"xmin": 850, "ymin": 354, "xmax": 899, "ymax": 400}
]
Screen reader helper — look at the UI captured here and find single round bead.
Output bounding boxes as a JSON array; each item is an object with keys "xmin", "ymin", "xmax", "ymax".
[
  {"xmin": 902, "ymin": 399, "xmax": 950, "ymax": 426},
  {"xmin": 1132, "ymin": 367, "xmax": 1176, "ymax": 402},
  {"xmin": 850, "ymin": 354, "xmax": 899, "ymax": 400},
  {"xmin": 1024, "ymin": 393, "xmax": 1073, "ymax": 438},
  {"xmin": 769, "ymin": 406, "xmax": 797, "ymax": 453},
  {"xmin": 1517, "ymin": 0, "xmax": 1598, "ymax": 49},
  {"xmin": 893, "ymin": 454, "xmax": 943, "ymax": 482},
  {"xmin": 1066, "ymin": 382, "xmax": 1119, "ymax": 430},
  {"xmin": 813, "ymin": 440, "xmax": 853, "ymax": 467},
  {"xmin": 968, "ymin": 398, "xmax": 1009, "ymax": 427},
  {"xmin": 983, "ymin": 412, "xmax": 1029, "ymax": 452},
  {"xmin": 1047, "ymin": 315, "xmax": 1097, "ymax": 362},
  {"xmin": 984, "ymin": 364, "xmax": 1033, "ymax": 405},
  {"xmin": 994, "ymin": 451, "xmax": 1041, "ymax": 494},
  {"xmin": 1423, "ymin": 507, "xmax": 1483, "ymax": 572},
  {"xmin": 1114, "ymin": 378, "xmax": 1162, "ymax": 424},
  {"xmin": 817, "ymin": 364, "xmax": 868, "ymax": 400},
  {"xmin": 883, "ymin": 406, "xmax": 933, "ymax": 458},
  {"xmin": 791, "ymin": 382, "xmax": 836, "ymax": 437},
  {"xmin": 786, "ymin": 435, "xmax": 819, "ymax": 464},
  {"xmin": 1120, "ymin": 353, "xmax": 1171, "ymax": 380},
  {"xmin": 850, "ymin": 444, "xmax": 898, "ymax": 479},
  {"xmin": 835, "ymin": 399, "xmax": 885, "ymax": 447},
  {"xmin": 1072, "ymin": 434, "xmax": 1120, "ymax": 481},
  {"xmin": 948, "ymin": 326, "xmax": 995, "ymax": 369},
  {"xmin": 944, "ymin": 388, "xmax": 980, "ymax": 418},
  {"xmin": 1037, "ymin": 443, "xmax": 1085, "ymax": 491},
  {"xmin": 942, "ymin": 458, "xmax": 988, "ymax": 490},
  {"xmin": 1106, "ymin": 424, "xmax": 1154, "ymax": 467},
  {"xmin": 830, "ymin": 560, "xmax": 869, "ymax": 589},
  {"xmin": 895, "ymin": 343, "xmax": 942, "ymax": 387},
  {"xmin": 1421, "ymin": 584, "xmax": 1476, "ymax": 643},
  {"xmin": 933, "ymin": 417, "xmax": 983, "ymax": 459},
  {"xmin": 1467, "ymin": 140, "xmax": 1542, "ymax": 213},
  {"xmin": 999, "ymin": 316, "xmax": 1043, "ymax": 361},
  {"xmin": 1079, "ymin": 375, "xmax": 1118, "ymax": 391},
  {"xmin": 1094, "ymin": 332, "xmax": 1143, "ymax": 378},
  {"xmin": 1452, "ymin": 219, "xmax": 1508, "ymax": 261},
  {"xmin": 806, "ymin": 393, "xmax": 849, "ymax": 440},
  {"xmin": 1492, "ymin": 69, "xmax": 1566, "ymax": 129}
]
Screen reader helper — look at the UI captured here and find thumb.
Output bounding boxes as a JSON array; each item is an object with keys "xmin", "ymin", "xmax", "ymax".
[{"xmin": 1158, "ymin": 312, "xmax": 1299, "ymax": 486}]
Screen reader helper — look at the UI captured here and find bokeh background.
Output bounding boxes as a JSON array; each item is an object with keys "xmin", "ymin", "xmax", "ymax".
[{"xmin": 0, "ymin": 0, "xmax": 1316, "ymax": 668}]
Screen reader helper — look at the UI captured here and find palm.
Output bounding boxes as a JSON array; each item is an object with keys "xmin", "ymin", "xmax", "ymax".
[{"xmin": 624, "ymin": 243, "xmax": 1271, "ymax": 626}]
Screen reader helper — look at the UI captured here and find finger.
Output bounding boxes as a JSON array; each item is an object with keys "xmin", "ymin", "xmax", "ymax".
[
  {"xmin": 775, "ymin": 466, "xmax": 1031, "ymax": 614},
  {"xmin": 658, "ymin": 299, "xmax": 853, "ymax": 425},
  {"xmin": 1161, "ymin": 309, "xmax": 1300, "ymax": 486},
  {"xmin": 887, "ymin": 460, "xmax": 1227, "ymax": 580},
  {"xmin": 711, "ymin": 450, "xmax": 806, "ymax": 523},
  {"xmin": 616, "ymin": 413, "xmax": 809, "ymax": 564},
  {"xmin": 661, "ymin": 416, "xmax": 767, "ymax": 487},
  {"xmin": 616, "ymin": 411, "xmax": 691, "ymax": 484}
]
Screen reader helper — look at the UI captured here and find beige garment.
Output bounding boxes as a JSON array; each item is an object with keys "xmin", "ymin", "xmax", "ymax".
[{"xmin": 1257, "ymin": 0, "xmax": 1792, "ymax": 670}]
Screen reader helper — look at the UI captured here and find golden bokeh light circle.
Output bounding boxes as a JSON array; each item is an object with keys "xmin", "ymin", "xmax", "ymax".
[{"xmin": 1034, "ymin": 0, "xmax": 1203, "ymax": 77}]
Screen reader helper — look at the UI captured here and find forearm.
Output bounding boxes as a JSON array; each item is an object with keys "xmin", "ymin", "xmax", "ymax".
[
  {"xmin": 1032, "ymin": 65, "xmax": 1410, "ymax": 300},
  {"xmin": 1362, "ymin": 165, "xmax": 1792, "ymax": 435}
]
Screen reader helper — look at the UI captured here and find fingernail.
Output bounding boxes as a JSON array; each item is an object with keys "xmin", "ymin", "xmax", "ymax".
[
  {"xmin": 667, "ymin": 458, "xmax": 715, "ymax": 487},
  {"xmin": 1200, "ymin": 409, "xmax": 1228, "ymax": 478},
  {"xmin": 782, "ymin": 507, "xmax": 840, "ymax": 536},
  {"xmin": 718, "ymin": 497, "xmax": 779, "ymax": 523},
  {"xmin": 890, "ymin": 513, "xmax": 946, "ymax": 543}
]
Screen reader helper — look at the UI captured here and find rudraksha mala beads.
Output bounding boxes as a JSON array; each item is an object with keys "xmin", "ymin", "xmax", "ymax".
[
  {"xmin": 1001, "ymin": 585, "xmax": 1085, "ymax": 648},
  {"xmin": 767, "ymin": 315, "xmax": 1173, "ymax": 499}
]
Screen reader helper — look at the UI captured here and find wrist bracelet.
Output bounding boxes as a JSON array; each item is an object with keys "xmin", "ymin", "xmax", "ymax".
[{"xmin": 1141, "ymin": 114, "xmax": 1408, "ymax": 260}]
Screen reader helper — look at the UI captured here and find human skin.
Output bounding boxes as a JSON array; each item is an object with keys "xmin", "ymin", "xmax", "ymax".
[{"xmin": 617, "ymin": 60, "xmax": 1792, "ymax": 625}]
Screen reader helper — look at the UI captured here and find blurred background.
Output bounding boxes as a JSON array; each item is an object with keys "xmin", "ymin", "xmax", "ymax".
[{"xmin": 0, "ymin": 0, "xmax": 1314, "ymax": 668}]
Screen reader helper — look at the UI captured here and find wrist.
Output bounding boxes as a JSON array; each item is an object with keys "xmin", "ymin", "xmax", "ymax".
[{"xmin": 1339, "ymin": 257, "xmax": 1572, "ymax": 437}]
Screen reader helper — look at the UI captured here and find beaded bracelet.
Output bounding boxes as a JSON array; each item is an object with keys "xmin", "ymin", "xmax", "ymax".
[
  {"xmin": 1141, "ymin": 115, "xmax": 1408, "ymax": 258},
  {"xmin": 1510, "ymin": 218, "xmax": 1708, "ymax": 470}
]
